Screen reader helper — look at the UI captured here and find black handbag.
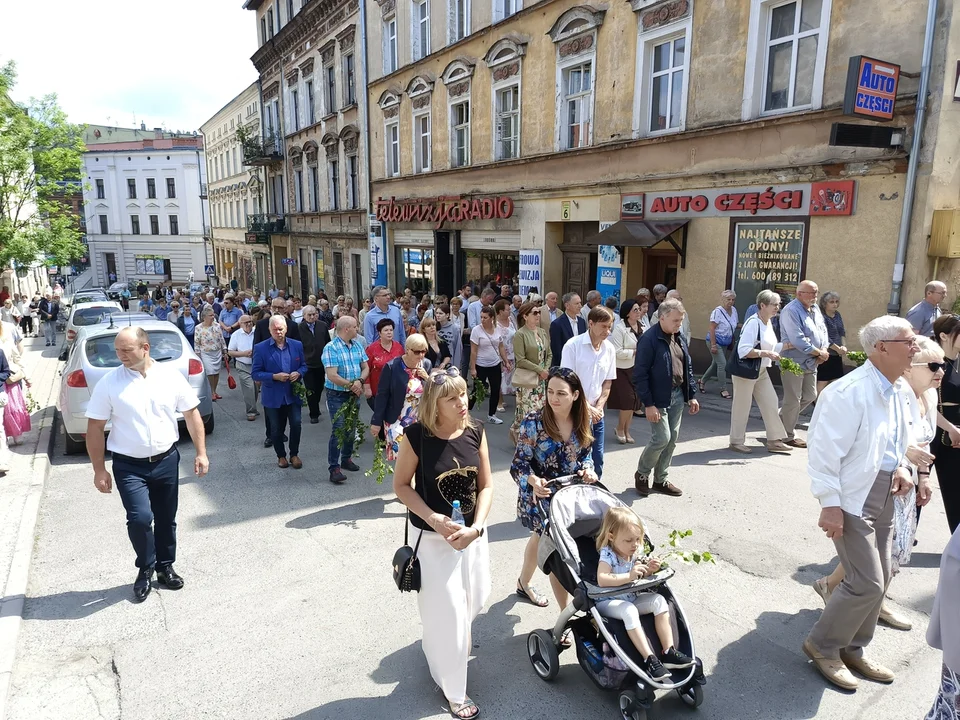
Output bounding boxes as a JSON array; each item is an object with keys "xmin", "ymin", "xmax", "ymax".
[
  {"xmin": 726, "ymin": 319, "xmax": 762, "ymax": 380},
  {"xmin": 393, "ymin": 513, "xmax": 424, "ymax": 592}
]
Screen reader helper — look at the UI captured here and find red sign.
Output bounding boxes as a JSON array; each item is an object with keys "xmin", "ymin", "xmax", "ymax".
[
  {"xmin": 375, "ymin": 195, "xmax": 515, "ymax": 229},
  {"xmin": 809, "ymin": 181, "xmax": 855, "ymax": 216}
]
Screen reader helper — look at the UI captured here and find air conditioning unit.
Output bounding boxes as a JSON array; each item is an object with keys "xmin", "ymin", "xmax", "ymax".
[{"xmin": 928, "ymin": 209, "xmax": 960, "ymax": 258}]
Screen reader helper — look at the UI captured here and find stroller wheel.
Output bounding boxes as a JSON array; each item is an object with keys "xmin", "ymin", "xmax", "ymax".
[
  {"xmin": 527, "ymin": 629, "xmax": 560, "ymax": 681},
  {"xmin": 618, "ymin": 690, "xmax": 647, "ymax": 720},
  {"xmin": 677, "ymin": 683, "xmax": 704, "ymax": 709}
]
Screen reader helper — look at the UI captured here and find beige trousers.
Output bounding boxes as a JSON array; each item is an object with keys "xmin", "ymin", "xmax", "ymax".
[
  {"xmin": 779, "ymin": 369, "xmax": 817, "ymax": 439},
  {"xmin": 807, "ymin": 470, "xmax": 894, "ymax": 658},
  {"xmin": 729, "ymin": 368, "xmax": 787, "ymax": 445}
]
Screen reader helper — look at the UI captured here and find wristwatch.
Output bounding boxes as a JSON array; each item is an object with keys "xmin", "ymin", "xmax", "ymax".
[{"xmin": 473, "ymin": 526, "xmax": 485, "ymax": 538}]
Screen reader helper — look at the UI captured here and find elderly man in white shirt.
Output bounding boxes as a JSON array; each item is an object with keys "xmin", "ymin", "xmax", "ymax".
[
  {"xmin": 561, "ymin": 305, "xmax": 617, "ymax": 479},
  {"xmin": 803, "ymin": 315, "xmax": 927, "ymax": 690},
  {"xmin": 228, "ymin": 314, "xmax": 259, "ymax": 420},
  {"xmin": 85, "ymin": 327, "xmax": 209, "ymax": 603}
]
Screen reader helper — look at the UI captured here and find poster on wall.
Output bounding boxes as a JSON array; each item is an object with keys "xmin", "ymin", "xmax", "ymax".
[
  {"xmin": 596, "ymin": 227, "xmax": 622, "ymax": 303},
  {"xmin": 518, "ymin": 249, "xmax": 542, "ymax": 296},
  {"xmin": 369, "ymin": 214, "xmax": 387, "ymax": 286},
  {"xmin": 315, "ymin": 248, "xmax": 325, "ymax": 291},
  {"xmin": 728, "ymin": 220, "xmax": 808, "ymax": 321},
  {"xmin": 135, "ymin": 255, "xmax": 165, "ymax": 275}
]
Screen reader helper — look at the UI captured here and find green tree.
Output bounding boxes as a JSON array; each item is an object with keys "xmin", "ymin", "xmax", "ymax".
[{"xmin": 0, "ymin": 60, "xmax": 87, "ymax": 270}]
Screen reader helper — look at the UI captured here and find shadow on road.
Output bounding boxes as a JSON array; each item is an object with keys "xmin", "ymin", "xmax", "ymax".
[
  {"xmin": 21, "ymin": 584, "xmax": 134, "ymax": 621},
  {"xmin": 908, "ymin": 552, "xmax": 943, "ymax": 570},
  {"xmin": 285, "ymin": 496, "xmax": 404, "ymax": 530}
]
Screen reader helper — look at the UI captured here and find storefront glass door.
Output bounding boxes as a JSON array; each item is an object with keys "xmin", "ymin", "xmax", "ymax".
[
  {"xmin": 463, "ymin": 250, "xmax": 519, "ymax": 294},
  {"xmin": 395, "ymin": 246, "xmax": 433, "ymax": 294}
]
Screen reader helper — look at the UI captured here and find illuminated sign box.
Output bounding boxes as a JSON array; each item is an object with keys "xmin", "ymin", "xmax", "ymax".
[{"xmin": 843, "ymin": 55, "xmax": 900, "ymax": 122}]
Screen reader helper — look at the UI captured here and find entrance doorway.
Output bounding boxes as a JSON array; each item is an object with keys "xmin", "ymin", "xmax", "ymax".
[
  {"xmin": 104, "ymin": 253, "xmax": 117, "ymax": 283},
  {"xmin": 644, "ymin": 249, "xmax": 679, "ymax": 290},
  {"xmin": 332, "ymin": 251, "xmax": 345, "ymax": 297},
  {"xmin": 351, "ymin": 251, "xmax": 364, "ymax": 300}
]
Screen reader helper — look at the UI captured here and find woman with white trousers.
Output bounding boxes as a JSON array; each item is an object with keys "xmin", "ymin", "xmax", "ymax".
[
  {"xmin": 729, "ymin": 289, "xmax": 794, "ymax": 454},
  {"xmin": 393, "ymin": 367, "xmax": 493, "ymax": 720}
]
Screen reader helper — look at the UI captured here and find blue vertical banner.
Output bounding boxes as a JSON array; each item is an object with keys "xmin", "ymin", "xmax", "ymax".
[
  {"xmin": 518, "ymin": 249, "xmax": 542, "ymax": 296},
  {"xmin": 369, "ymin": 214, "xmax": 387, "ymax": 286},
  {"xmin": 597, "ymin": 233, "xmax": 622, "ymax": 303}
]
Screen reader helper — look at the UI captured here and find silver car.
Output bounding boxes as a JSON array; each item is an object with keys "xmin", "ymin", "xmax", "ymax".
[
  {"xmin": 58, "ymin": 316, "xmax": 215, "ymax": 455},
  {"xmin": 64, "ymin": 301, "xmax": 123, "ymax": 346},
  {"xmin": 71, "ymin": 289, "xmax": 110, "ymax": 305}
]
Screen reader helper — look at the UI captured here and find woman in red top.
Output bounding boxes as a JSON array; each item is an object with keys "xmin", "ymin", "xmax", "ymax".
[{"xmin": 364, "ymin": 317, "xmax": 404, "ymax": 408}]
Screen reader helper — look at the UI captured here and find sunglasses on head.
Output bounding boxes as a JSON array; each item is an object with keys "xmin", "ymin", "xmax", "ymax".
[
  {"xmin": 548, "ymin": 366, "xmax": 578, "ymax": 382},
  {"xmin": 429, "ymin": 366, "xmax": 461, "ymax": 384},
  {"xmin": 913, "ymin": 361, "xmax": 946, "ymax": 372}
]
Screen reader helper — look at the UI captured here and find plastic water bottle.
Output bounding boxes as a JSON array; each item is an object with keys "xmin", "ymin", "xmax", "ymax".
[
  {"xmin": 451, "ymin": 501, "xmax": 466, "ymax": 553},
  {"xmin": 581, "ymin": 639, "xmax": 604, "ymax": 673}
]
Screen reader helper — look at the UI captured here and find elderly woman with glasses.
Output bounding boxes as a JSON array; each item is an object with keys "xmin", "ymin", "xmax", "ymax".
[
  {"xmin": 393, "ymin": 366, "xmax": 493, "ymax": 720},
  {"xmin": 817, "ymin": 290, "xmax": 847, "ymax": 394},
  {"xmin": 510, "ymin": 301, "xmax": 552, "ymax": 444},
  {"xmin": 510, "ymin": 367, "xmax": 597, "ymax": 611},
  {"xmin": 370, "ymin": 334, "xmax": 433, "ymax": 461}
]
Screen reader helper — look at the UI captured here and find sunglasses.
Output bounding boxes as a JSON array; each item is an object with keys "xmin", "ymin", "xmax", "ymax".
[
  {"xmin": 913, "ymin": 361, "xmax": 946, "ymax": 372},
  {"xmin": 430, "ymin": 366, "xmax": 461, "ymax": 384},
  {"xmin": 412, "ymin": 349, "xmax": 427, "ymax": 355},
  {"xmin": 530, "ymin": 310, "xmax": 541, "ymax": 315},
  {"xmin": 882, "ymin": 337, "xmax": 919, "ymax": 346}
]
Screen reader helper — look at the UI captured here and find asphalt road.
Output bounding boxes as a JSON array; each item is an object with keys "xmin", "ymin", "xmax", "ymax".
[{"xmin": 5, "ymin": 383, "xmax": 951, "ymax": 720}]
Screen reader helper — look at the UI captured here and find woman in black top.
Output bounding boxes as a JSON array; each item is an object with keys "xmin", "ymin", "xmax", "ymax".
[
  {"xmin": 933, "ymin": 315, "xmax": 960, "ymax": 533},
  {"xmin": 420, "ymin": 317, "xmax": 452, "ymax": 369},
  {"xmin": 393, "ymin": 366, "xmax": 492, "ymax": 720}
]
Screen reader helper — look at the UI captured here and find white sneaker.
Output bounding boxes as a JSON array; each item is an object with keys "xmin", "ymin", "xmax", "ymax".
[
  {"xmin": 0, "ymin": 464, "xmax": 9, "ymax": 473},
  {"xmin": 487, "ymin": 415, "xmax": 503, "ymax": 425}
]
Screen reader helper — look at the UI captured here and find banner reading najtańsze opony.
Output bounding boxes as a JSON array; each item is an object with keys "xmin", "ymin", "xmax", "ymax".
[
  {"xmin": 519, "ymin": 250, "xmax": 542, "ymax": 297},
  {"xmin": 730, "ymin": 221, "xmax": 807, "ymax": 319}
]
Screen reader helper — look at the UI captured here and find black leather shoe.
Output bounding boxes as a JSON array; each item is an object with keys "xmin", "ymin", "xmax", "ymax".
[
  {"xmin": 330, "ymin": 467, "xmax": 347, "ymax": 484},
  {"xmin": 310, "ymin": 417, "xmax": 319, "ymax": 424},
  {"xmin": 133, "ymin": 567, "xmax": 154, "ymax": 602},
  {"xmin": 263, "ymin": 437, "xmax": 272, "ymax": 448},
  {"xmin": 342, "ymin": 459, "xmax": 361, "ymax": 472},
  {"xmin": 156, "ymin": 565, "xmax": 184, "ymax": 590}
]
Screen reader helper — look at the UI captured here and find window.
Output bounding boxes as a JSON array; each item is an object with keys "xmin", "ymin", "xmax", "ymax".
[
  {"xmin": 146, "ymin": 178, "xmax": 156, "ymax": 198},
  {"xmin": 95, "ymin": 179, "xmax": 105, "ymax": 199},
  {"xmin": 413, "ymin": 112, "xmax": 432, "ymax": 173},
  {"xmin": 412, "ymin": 0, "xmax": 431, "ymax": 61},
  {"xmin": 261, "ymin": 17, "xmax": 268, "ymax": 44},
  {"xmin": 98, "ymin": 214, "xmax": 108, "ymax": 233},
  {"xmin": 562, "ymin": 63, "xmax": 592, "ymax": 149},
  {"xmin": 291, "ymin": 88, "xmax": 300, "ymax": 131},
  {"xmin": 234, "ymin": 146, "xmax": 239, "ymax": 172},
  {"xmin": 386, "ymin": 122, "xmax": 400, "ymax": 177},
  {"xmin": 450, "ymin": 100, "xmax": 470, "ymax": 167},
  {"xmin": 131, "ymin": 215, "xmax": 140, "ymax": 234},
  {"xmin": 149, "ymin": 215, "xmax": 159, "ymax": 235},
  {"xmin": 324, "ymin": 64, "xmax": 336, "ymax": 115},
  {"xmin": 169, "ymin": 215, "xmax": 179, "ymax": 235},
  {"xmin": 309, "ymin": 165, "xmax": 319, "ymax": 212},
  {"xmin": 649, "ymin": 36, "xmax": 686, "ymax": 132},
  {"xmin": 347, "ymin": 155, "xmax": 359, "ymax": 209},
  {"xmin": 166, "ymin": 178, "xmax": 176, "ymax": 198},
  {"xmin": 294, "ymin": 169, "xmax": 303, "ymax": 212},
  {"xmin": 493, "ymin": 0, "xmax": 519, "ymax": 23},
  {"xmin": 286, "ymin": 0, "xmax": 294, "ymax": 21},
  {"xmin": 127, "ymin": 178, "xmax": 137, "ymax": 199},
  {"xmin": 329, "ymin": 160, "xmax": 341, "ymax": 210},
  {"xmin": 384, "ymin": 17, "xmax": 398, "ymax": 74},
  {"xmin": 449, "ymin": 0, "xmax": 470, "ymax": 42},
  {"xmin": 344, "ymin": 54, "xmax": 356, "ymax": 105},
  {"xmin": 267, "ymin": 8, "xmax": 275, "ymax": 37},
  {"xmin": 306, "ymin": 79, "xmax": 316, "ymax": 125},
  {"xmin": 495, "ymin": 85, "xmax": 519, "ymax": 159}
]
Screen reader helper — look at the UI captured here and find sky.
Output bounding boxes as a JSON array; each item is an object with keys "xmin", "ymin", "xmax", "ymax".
[{"xmin": 4, "ymin": 0, "xmax": 259, "ymax": 133}]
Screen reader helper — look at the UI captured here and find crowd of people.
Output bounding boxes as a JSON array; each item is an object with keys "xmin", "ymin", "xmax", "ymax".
[{"xmin": 68, "ymin": 274, "xmax": 960, "ymax": 719}]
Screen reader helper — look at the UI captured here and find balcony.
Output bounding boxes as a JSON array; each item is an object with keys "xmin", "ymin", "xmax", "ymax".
[
  {"xmin": 245, "ymin": 214, "xmax": 286, "ymax": 245},
  {"xmin": 242, "ymin": 133, "xmax": 284, "ymax": 166}
]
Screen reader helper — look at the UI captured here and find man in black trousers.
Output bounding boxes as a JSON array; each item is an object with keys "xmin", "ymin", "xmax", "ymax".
[
  {"xmin": 299, "ymin": 304, "xmax": 330, "ymax": 423},
  {"xmin": 254, "ymin": 297, "xmax": 301, "ymax": 447}
]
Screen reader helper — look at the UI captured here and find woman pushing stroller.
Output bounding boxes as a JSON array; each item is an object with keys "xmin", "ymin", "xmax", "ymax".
[{"xmin": 596, "ymin": 507, "xmax": 695, "ymax": 680}]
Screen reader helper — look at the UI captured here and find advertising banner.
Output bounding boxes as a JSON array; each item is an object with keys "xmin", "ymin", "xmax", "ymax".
[
  {"xmin": 518, "ymin": 249, "xmax": 542, "ymax": 296},
  {"xmin": 369, "ymin": 214, "xmax": 387, "ymax": 286},
  {"xmin": 729, "ymin": 220, "xmax": 808, "ymax": 320},
  {"xmin": 596, "ymin": 223, "xmax": 622, "ymax": 303}
]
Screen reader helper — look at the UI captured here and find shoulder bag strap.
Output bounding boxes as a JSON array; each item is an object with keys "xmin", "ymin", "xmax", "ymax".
[{"xmin": 407, "ymin": 423, "xmax": 426, "ymax": 552}]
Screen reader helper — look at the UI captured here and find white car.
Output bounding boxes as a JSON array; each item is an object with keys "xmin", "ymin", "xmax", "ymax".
[
  {"xmin": 58, "ymin": 316, "xmax": 215, "ymax": 455},
  {"xmin": 64, "ymin": 301, "xmax": 123, "ymax": 346},
  {"xmin": 71, "ymin": 288, "xmax": 110, "ymax": 305}
]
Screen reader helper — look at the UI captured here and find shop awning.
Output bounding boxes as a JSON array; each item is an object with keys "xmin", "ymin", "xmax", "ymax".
[{"xmin": 583, "ymin": 220, "xmax": 687, "ymax": 248}]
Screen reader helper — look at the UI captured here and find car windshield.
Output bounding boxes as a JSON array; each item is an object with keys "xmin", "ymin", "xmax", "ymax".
[
  {"xmin": 83, "ymin": 330, "xmax": 184, "ymax": 368},
  {"xmin": 73, "ymin": 307, "xmax": 121, "ymax": 326}
]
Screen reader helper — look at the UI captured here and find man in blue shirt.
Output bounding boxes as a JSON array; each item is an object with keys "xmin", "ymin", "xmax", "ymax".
[
  {"xmin": 362, "ymin": 286, "xmax": 405, "ymax": 345},
  {"xmin": 154, "ymin": 297, "xmax": 170, "ymax": 321},
  {"xmin": 779, "ymin": 280, "xmax": 829, "ymax": 447},
  {"xmin": 322, "ymin": 316, "xmax": 370, "ymax": 484},
  {"xmin": 467, "ymin": 288, "xmax": 497, "ymax": 330},
  {"xmin": 218, "ymin": 296, "xmax": 242, "ymax": 342},
  {"xmin": 905, "ymin": 280, "xmax": 946, "ymax": 338}
]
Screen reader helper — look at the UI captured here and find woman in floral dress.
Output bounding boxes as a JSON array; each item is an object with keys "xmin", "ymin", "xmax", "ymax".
[
  {"xmin": 510, "ymin": 302, "xmax": 551, "ymax": 445},
  {"xmin": 510, "ymin": 367, "xmax": 596, "ymax": 609},
  {"xmin": 195, "ymin": 307, "xmax": 227, "ymax": 400},
  {"xmin": 0, "ymin": 320, "xmax": 30, "ymax": 445},
  {"xmin": 370, "ymin": 334, "xmax": 431, "ymax": 461}
]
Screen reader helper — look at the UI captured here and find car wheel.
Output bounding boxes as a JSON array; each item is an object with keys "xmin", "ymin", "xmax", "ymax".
[
  {"xmin": 64, "ymin": 433, "xmax": 86, "ymax": 456},
  {"xmin": 203, "ymin": 413, "xmax": 214, "ymax": 435}
]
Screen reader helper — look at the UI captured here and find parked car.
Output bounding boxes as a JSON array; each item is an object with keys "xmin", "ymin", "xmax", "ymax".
[
  {"xmin": 106, "ymin": 281, "xmax": 136, "ymax": 301},
  {"xmin": 65, "ymin": 302, "xmax": 123, "ymax": 346},
  {"xmin": 58, "ymin": 316, "xmax": 215, "ymax": 455},
  {"xmin": 71, "ymin": 288, "xmax": 110, "ymax": 305}
]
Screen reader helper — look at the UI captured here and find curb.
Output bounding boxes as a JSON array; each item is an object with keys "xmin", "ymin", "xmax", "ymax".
[{"xmin": 0, "ymin": 357, "xmax": 59, "ymax": 720}]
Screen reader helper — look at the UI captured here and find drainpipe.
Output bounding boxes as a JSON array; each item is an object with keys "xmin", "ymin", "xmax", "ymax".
[
  {"xmin": 358, "ymin": 0, "xmax": 380, "ymax": 290},
  {"xmin": 197, "ymin": 146, "xmax": 209, "ymax": 284},
  {"xmin": 888, "ymin": 0, "xmax": 939, "ymax": 315}
]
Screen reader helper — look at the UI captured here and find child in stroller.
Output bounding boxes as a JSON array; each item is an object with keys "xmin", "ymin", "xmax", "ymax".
[{"xmin": 596, "ymin": 506, "xmax": 694, "ymax": 680}]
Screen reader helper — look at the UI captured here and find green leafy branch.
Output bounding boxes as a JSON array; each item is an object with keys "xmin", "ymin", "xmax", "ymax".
[
  {"xmin": 846, "ymin": 351, "xmax": 867, "ymax": 367},
  {"xmin": 651, "ymin": 530, "xmax": 716, "ymax": 568},
  {"xmin": 364, "ymin": 436, "xmax": 393, "ymax": 484},
  {"xmin": 291, "ymin": 380, "xmax": 312, "ymax": 406},
  {"xmin": 779, "ymin": 358, "xmax": 805, "ymax": 376},
  {"xmin": 25, "ymin": 388, "xmax": 40, "ymax": 414},
  {"xmin": 470, "ymin": 376, "xmax": 488, "ymax": 409},
  {"xmin": 332, "ymin": 393, "xmax": 366, "ymax": 451}
]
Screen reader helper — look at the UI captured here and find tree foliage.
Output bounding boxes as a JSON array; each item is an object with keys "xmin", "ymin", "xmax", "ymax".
[{"xmin": 0, "ymin": 60, "xmax": 87, "ymax": 269}]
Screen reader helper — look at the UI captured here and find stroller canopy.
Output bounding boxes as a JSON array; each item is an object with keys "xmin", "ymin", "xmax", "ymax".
[{"xmin": 539, "ymin": 484, "xmax": 626, "ymax": 576}]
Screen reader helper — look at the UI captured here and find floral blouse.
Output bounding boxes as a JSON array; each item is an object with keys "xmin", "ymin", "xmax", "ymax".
[
  {"xmin": 510, "ymin": 410, "xmax": 595, "ymax": 534},
  {"xmin": 195, "ymin": 322, "xmax": 225, "ymax": 354}
]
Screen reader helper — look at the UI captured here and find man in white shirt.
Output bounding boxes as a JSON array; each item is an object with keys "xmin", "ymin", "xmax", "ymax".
[
  {"xmin": 579, "ymin": 290, "xmax": 603, "ymax": 322},
  {"xmin": 228, "ymin": 314, "xmax": 259, "ymax": 420},
  {"xmin": 561, "ymin": 306, "xmax": 617, "ymax": 478},
  {"xmin": 803, "ymin": 316, "xmax": 930, "ymax": 690},
  {"xmin": 85, "ymin": 327, "xmax": 209, "ymax": 603}
]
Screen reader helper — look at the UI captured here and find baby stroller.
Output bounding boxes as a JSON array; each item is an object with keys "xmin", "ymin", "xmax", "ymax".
[{"xmin": 525, "ymin": 478, "xmax": 706, "ymax": 720}]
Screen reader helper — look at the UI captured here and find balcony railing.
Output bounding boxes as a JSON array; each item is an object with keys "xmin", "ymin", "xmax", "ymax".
[
  {"xmin": 247, "ymin": 214, "xmax": 286, "ymax": 233},
  {"xmin": 242, "ymin": 133, "xmax": 284, "ymax": 166}
]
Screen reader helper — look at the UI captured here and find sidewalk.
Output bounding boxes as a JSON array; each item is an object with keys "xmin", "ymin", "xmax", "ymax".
[{"xmin": 0, "ymin": 334, "xmax": 64, "ymax": 720}]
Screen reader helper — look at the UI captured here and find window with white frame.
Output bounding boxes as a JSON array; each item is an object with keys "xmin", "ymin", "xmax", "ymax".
[
  {"xmin": 386, "ymin": 121, "xmax": 400, "ymax": 177},
  {"xmin": 344, "ymin": 54, "xmax": 356, "ymax": 104},
  {"xmin": 414, "ymin": 112, "xmax": 432, "ymax": 173},
  {"xmin": 412, "ymin": 0, "xmax": 431, "ymax": 61},
  {"xmin": 743, "ymin": 0, "xmax": 831, "ymax": 118},
  {"xmin": 346, "ymin": 155, "xmax": 359, "ymax": 208},
  {"xmin": 308, "ymin": 165, "xmax": 319, "ymax": 212},
  {"xmin": 562, "ymin": 63, "xmax": 592, "ymax": 149},
  {"xmin": 495, "ymin": 85, "xmax": 519, "ymax": 160},
  {"xmin": 294, "ymin": 169, "xmax": 303, "ymax": 212},
  {"xmin": 329, "ymin": 160, "xmax": 341, "ymax": 210},
  {"xmin": 324, "ymin": 63, "xmax": 337, "ymax": 115},
  {"xmin": 384, "ymin": 16, "xmax": 398, "ymax": 74},
  {"xmin": 493, "ymin": 0, "xmax": 519, "ymax": 23},
  {"xmin": 636, "ymin": 21, "xmax": 691, "ymax": 135},
  {"xmin": 450, "ymin": 100, "xmax": 470, "ymax": 167},
  {"xmin": 449, "ymin": 0, "xmax": 469, "ymax": 43},
  {"xmin": 290, "ymin": 87, "xmax": 300, "ymax": 131},
  {"xmin": 306, "ymin": 79, "xmax": 316, "ymax": 125},
  {"xmin": 550, "ymin": 7, "xmax": 603, "ymax": 151}
]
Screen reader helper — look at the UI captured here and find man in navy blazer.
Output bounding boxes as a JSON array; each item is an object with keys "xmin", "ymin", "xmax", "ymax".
[
  {"xmin": 252, "ymin": 315, "xmax": 308, "ymax": 469},
  {"xmin": 550, "ymin": 292, "xmax": 586, "ymax": 365}
]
